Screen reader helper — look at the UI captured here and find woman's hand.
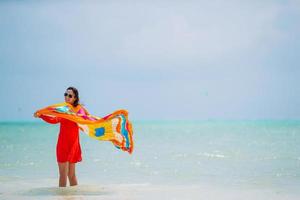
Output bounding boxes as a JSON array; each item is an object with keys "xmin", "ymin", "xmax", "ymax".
[{"xmin": 34, "ymin": 112, "xmax": 41, "ymax": 118}]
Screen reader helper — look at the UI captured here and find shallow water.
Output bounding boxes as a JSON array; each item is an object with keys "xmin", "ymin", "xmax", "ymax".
[{"xmin": 0, "ymin": 120, "xmax": 300, "ymax": 199}]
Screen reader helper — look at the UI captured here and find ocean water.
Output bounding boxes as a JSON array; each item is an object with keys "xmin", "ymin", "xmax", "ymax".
[{"xmin": 0, "ymin": 120, "xmax": 300, "ymax": 199}]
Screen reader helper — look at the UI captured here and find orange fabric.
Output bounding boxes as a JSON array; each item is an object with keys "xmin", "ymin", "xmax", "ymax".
[{"xmin": 36, "ymin": 102, "xmax": 134, "ymax": 154}]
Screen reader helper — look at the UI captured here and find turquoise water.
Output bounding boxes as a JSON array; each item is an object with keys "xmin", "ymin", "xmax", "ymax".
[{"xmin": 0, "ymin": 120, "xmax": 300, "ymax": 198}]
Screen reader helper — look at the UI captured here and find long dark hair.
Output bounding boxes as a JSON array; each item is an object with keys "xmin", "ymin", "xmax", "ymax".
[{"xmin": 67, "ymin": 86, "xmax": 79, "ymax": 107}]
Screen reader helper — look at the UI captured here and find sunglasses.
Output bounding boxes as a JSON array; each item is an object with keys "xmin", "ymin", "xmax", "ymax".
[{"xmin": 64, "ymin": 93, "xmax": 73, "ymax": 98}]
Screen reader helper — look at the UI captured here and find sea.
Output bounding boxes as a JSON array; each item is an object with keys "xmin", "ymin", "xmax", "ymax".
[{"xmin": 0, "ymin": 120, "xmax": 299, "ymax": 199}]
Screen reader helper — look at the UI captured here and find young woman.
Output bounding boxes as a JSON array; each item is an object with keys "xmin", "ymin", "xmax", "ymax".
[{"xmin": 34, "ymin": 87, "xmax": 88, "ymax": 187}]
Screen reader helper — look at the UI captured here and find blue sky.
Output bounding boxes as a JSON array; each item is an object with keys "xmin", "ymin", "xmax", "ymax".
[{"xmin": 0, "ymin": 1, "xmax": 299, "ymax": 121}]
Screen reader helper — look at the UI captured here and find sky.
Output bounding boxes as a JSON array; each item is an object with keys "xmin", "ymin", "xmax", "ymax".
[{"xmin": 0, "ymin": 0, "xmax": 299, "ymax": 121}]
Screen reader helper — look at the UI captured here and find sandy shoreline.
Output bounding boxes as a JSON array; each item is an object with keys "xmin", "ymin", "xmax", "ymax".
[{"xmin": 1, "ymin": 182, "xmax": 299, "ymax": 200}]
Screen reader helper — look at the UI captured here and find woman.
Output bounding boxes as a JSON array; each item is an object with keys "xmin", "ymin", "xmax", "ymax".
[{"xmin": 34, "ymin": 87, "xmax": 87, "ymax": 187}]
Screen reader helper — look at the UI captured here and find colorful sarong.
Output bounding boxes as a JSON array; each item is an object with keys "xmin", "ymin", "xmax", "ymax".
[{"xmin": 36, "ymin": 103, "xmax": 134, "ymax": 154}]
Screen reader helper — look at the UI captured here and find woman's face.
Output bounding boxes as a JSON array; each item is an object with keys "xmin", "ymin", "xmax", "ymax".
[{"xmin": 64, "ymin": 89, "xmax": 76, "ymax": 105}]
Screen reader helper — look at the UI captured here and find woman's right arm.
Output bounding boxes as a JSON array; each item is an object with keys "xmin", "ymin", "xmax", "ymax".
[{"xmin": 39, "ymin": 115, "xmax": 60, "ymax": 124}]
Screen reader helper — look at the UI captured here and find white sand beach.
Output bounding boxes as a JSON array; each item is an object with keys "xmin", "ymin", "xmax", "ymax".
[{"xmin": 1, "ymin": 182, "xmax": 299, "ymax": 200}]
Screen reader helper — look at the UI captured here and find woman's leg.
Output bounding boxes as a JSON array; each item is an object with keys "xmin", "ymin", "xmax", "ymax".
[
  {"xmin": 68, "ymin": 162, "xmax": 78, "ymax": 186},
  {"xmin": 58, "ymin": 162, "xmax": 69, "ymax": 187}
]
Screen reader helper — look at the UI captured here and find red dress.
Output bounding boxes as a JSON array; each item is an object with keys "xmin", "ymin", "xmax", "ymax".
[{"xmin": 40, "ymin": 115, "xmax": 82, "ymax": 163}]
